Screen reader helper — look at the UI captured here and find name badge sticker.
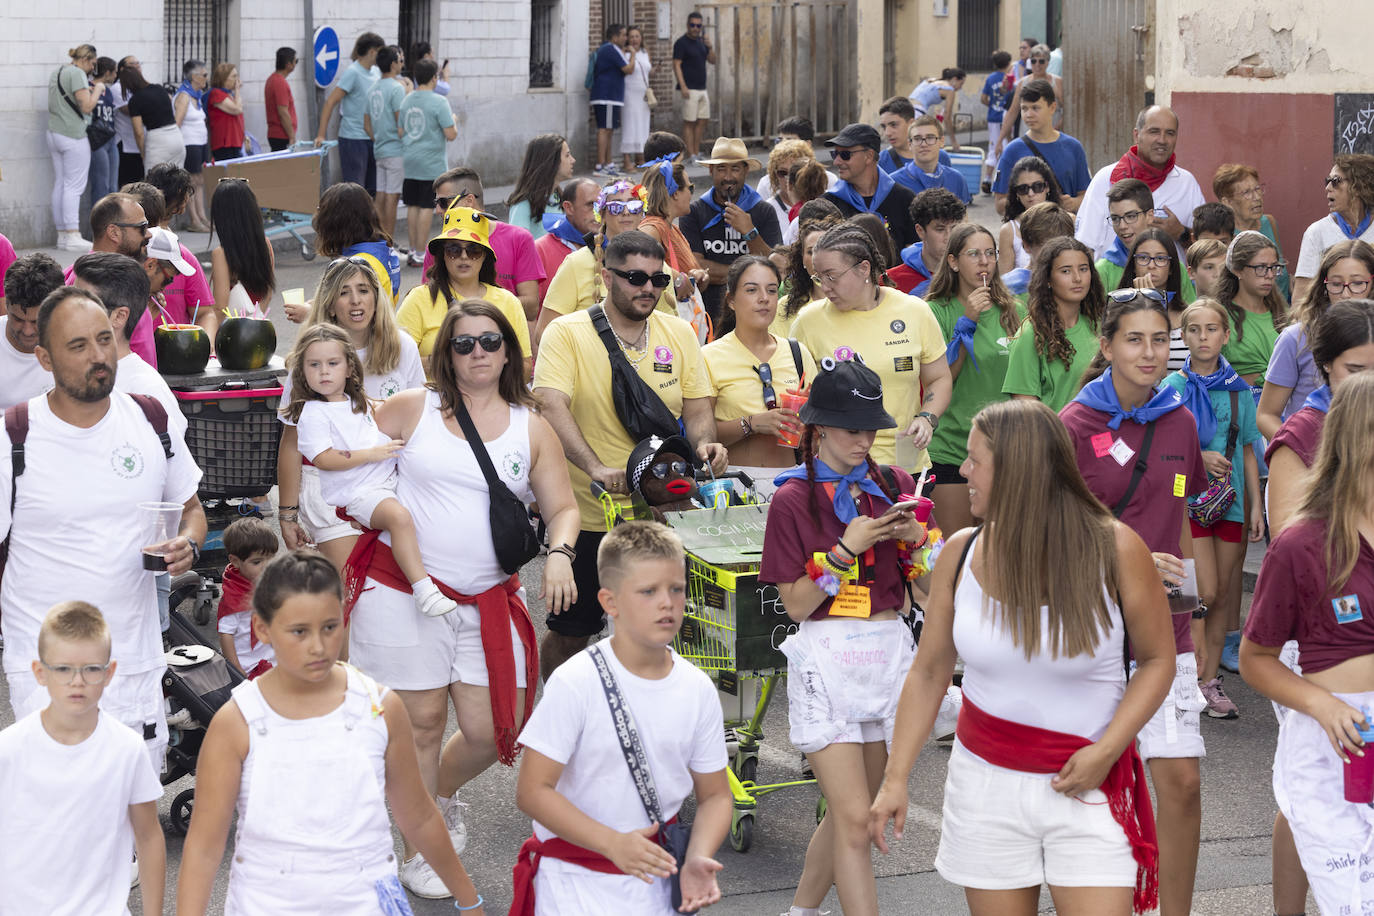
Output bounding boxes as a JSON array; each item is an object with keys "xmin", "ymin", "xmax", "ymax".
[
  {"xmin": 1091, "ymin": 432, "xmax": 1113, "ymax": 458},
  {"xmin": 1108, "ymin": 438, "xmax": 1135, "ymax": 467},
  {"xmin": 1334, "ymin": 595, "xmax": 1363, "ymax": 625},
  {"xmin": 829, "ymin": 584, "xmax": 872, "ymax": 618},
  {"xmin": 1173, "ymin": 474, "xmax": 1187, "ymax": 498}
]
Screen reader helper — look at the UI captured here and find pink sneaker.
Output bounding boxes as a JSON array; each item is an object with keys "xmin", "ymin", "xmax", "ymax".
[{"xmin": 1200, "ymin": 675, "xmax": 1239, "ymax": 719}]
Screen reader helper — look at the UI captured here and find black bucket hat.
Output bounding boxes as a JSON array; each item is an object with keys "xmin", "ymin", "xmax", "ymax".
[{"xmin": 800, "ymin": 356, "xmax": 896, "ymax": 430}]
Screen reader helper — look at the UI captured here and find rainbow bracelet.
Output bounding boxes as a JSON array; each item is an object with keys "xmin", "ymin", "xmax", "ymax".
[{"xmin": 806, "ymin": 556, "xmax": 843, "ymax": 596}]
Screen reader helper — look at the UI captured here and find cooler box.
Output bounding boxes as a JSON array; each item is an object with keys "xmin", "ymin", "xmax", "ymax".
[
  {"xmin": 161, "ymin": 356, "xmax": 287, "ymax": 499},
  {"xmin": 947, "ymin": 147, "xmax": 984, "ymax": 197}
]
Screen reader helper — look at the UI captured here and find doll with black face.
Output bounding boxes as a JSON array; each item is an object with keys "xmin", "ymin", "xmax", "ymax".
[{"xmin": 627, "ymin": 435, "xmax": 702, "ymax": 521}]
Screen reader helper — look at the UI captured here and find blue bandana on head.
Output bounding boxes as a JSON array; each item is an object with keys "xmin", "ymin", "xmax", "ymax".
[
  {"xmin": 700, "ymin": 182, "xmax": 762, "ymax": 230},
  {"xmin": 1304, "ymin": 384, "xmax": 1332, "ymax": 413},
  {"xmin": 639, "ymin": 153, "xmax": 681, "ymax": 196},
  {"xmin": 1179, "ymin": 354, "xmax": 1252, "ymax": 445},
  {"xmin": 773, "ymin": 458, "xmax": 893, "ymax": 524},
  {"xmin": 831, "ymin": 167, "xmax": 896, "ymax": 215},
  {"xmin": 1072, "ymin": 366, "xmax": 1185, "ymax": 429}
]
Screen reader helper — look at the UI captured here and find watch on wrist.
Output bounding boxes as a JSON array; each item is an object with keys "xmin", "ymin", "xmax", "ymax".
[
  {"xmin": 742, "ymin": 227, "xmax": 760, "ymax": 242},
  {"xmin": 187, "ymin": 536, "xmax": 201, "ymax": 566},
  {"xmin": 918, "ymin": 411, "xmax": 940, "ymax": 431},
  {"xmin": 550, "ymin": 544, "xmax": 577, "ymax": 563}
]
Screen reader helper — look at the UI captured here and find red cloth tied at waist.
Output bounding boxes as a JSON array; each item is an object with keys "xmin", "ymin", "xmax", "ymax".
[
  {"xmin": 1109, "ymin": 144, "xmax": 1176, "ymax": 193},
  {"xmin": 507, "ymin": 815, "xmax": 680, "ymax": 916},
  {"xmin": 956, "ymin": 696, "xmax": 1159, "ymax": 914},
  {"xmin": 342, "ymin": 528, "xmax": 538, "ymax": 766}
]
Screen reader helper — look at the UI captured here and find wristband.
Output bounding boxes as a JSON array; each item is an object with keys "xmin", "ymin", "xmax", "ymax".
[
  {"xmin": 834, "ymin": 537, "xmax": 857, "ymax": 559},
  {"xmin": 279, "ymin": 513, "xmax": 299, "ymax": 522},
  {"xmin": 549, "ymin": 544, "xmax": 577, "ymax": 563},
  {"xmin": 743, "ymin": 227, "xmax": 760, "ymax": 242},
  {"xmin": 740, "ymin": 415, "xmax": 753, "ymax": 438},
  {"xmin": 806, "ymin": 556, "xmax": 842, "ymax": 596},
  {"xmin": 278, "ymin": 504, "xmax": 299, "ymax": 510},
  {"xmin": 455, "ymin": 896, "xmax": 484, "ymax": 912}
]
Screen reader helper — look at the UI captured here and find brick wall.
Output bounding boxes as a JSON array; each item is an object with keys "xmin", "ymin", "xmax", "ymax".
[{"xmin": 585, "ymin": 0, "xmax": 687, "ymax": 166}]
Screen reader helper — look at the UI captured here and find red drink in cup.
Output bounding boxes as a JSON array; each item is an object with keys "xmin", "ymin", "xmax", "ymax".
[
  {"xmin": 777, "ymin": 389, "xmax": 808, "ymax": 448},
  {"xmin": 1344, "ymin": 710, "xmax": 1374, "ymax": 803}
]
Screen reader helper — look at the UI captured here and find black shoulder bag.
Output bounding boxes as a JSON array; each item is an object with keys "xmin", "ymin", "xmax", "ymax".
[
  {"xmin": 55, "ymin": 67, "xmax": 116, "ymax": 152},
  {"xmin": 588, "ymin": 644, "xmax": 698, "ymax": 915},
  {"xmin": 588, "ymin": 304, "xmax": 682, "ymax": 442},
  {"xmin": 453, "ymin": 401, "xmax": 540, "ymax": 576}
]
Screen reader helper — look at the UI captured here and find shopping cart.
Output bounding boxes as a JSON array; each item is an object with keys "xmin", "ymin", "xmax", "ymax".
[{"xmin": 203, "ymin": 142, "xmax": 336, "ymax": 261}]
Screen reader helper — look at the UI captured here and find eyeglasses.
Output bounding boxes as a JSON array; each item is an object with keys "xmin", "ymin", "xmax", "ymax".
[
  {"xmin": 40, "ymin": 660, "xmax": 112, "ymax": 685},
  {"xmin": 810, "ymin": 262, "xmax": 863, "ymax": 287},
  {"xmin": 1325, "ymin": 175, "xmax": 1346, "ymax": 188},
  {"xmin": 114, "ymin": 220, "xmax": 150, "ymax": 232},
  {"xmin": 753, "ymin": 362, "xmax": 778, "ymax": 409},
  {"xmin": 1012, "ymin": 180, "xmax": 1048, "ymax": 197},
  {"xmin": 832, "ymin": 149, "xmax": 867, "ymax": 161},
  {"xmin": 444, "ymin": 241, "xmax": 486, "ymax": 259},
  {"xmin": 1133, "ymin": 252, "xmax": 1172, "ymax": 268},
  {"xmin": 436, "ymin": 190, "xmax": 478, "ymax": 211},
  {"xmin": 603, "ymin": 199, "xmax": 645, "ymax": 216},
  {"xmin": 1107, "ymin": 209, "xmax": 1146, "ymax": 226},
  {"xmin": 909, "ymin": 134, "xmax": 941, "ymax": 147},
  {"xmin": 1108, "ymin": 288, "xmax": 1169, "ymax": 309},
  {"xmin": 962, "ymin": 247, "xmax": 998, "ymax": 261},
  {"xmin": 1234, "ymin": 184, "xmax": 1267, "ymax": 200},
  {"xmin": 1325, "ymin": 278, "xmax": 1372, "ymax": 296},
  {"xmin": 650, "ymin": 459, "xmax": 690, "ymax": 479},
  {"xmin": 608, "ymin": 266, "xmax": 672, "ymax": 288},
  {"xmin": 449, "ymin": 332, "xmax": 504, "ymax": 355},
  {"xmin": 1244, "ymin": 262, "xmax": 1286, "ymax": 277}
]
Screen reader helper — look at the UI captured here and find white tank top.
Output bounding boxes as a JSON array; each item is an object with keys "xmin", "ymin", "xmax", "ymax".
[
  {"xmin": 1010, "ymin": 220, "xmax": 1029, "ymax": 269},
  {"xmin": 953, "ymin": 532, "xmax": 1126, "ymax": 743},
  {"xmin": 388, "ymin": 391, "xmax": 535, "ymax": 593},
  {"xmin": 177, "ymin": 92, "xmax": 208, "ymax": 145}
]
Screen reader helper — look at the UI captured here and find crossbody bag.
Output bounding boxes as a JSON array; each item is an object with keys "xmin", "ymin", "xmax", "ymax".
[
  {"xmin": 588, "ymin": 304, "xmax": 682, "ymax": 443},
  {"xmin": 452, "ymin": 400, "xmax": 540, "ymax": 575}
]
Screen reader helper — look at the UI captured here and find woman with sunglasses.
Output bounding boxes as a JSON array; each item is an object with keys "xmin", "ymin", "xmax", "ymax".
[
  {"xmin": 1213, "ymin": 164, "xmax": 1288, "ymax": 301},
  {"xmin": 398, "ymin": 206, "xmax": 532, "ymax": 381},
  {"xmin": 1118, "ymin": 226, "xmax": 1191, "ymax": 373},
  {"xmin": 350, "ymin": 299, "xmax": 579, "ymax": 899},
  {"xmin": 205, "ymin": 177, "xmax": 274, "ymax": 344},
  {"xmin": 996, "ymin": 44, "xmax": 1064, "ymax": 148},
  {"xmin": 1061, "ymin": 290, "xmax": 1210, "ymax": 916},
  {"xmin": 1257, "ymin": 240, "xmax": 1374, "ymax": 440},
  {"xmin": 534, "ymin": 180, "xmax": 679, "ymax": 349},
  {"xmin": 704, "ymin": 256, "xmax": 817, "ymax": 497},
  {"xmin": 1218, "ymin": 230, "xmax": 1288, "ymax": 387},
  {"xmin": 278, "ymin": 256, "xmax": 425, "ymax": 572},
  {"xmin": 1294, "ymin": 154, "xmax": 1374, "ymax": 302},
  {"xmin": 997, "ymin": 157, "xmax": 1063, "ymax": 275}
]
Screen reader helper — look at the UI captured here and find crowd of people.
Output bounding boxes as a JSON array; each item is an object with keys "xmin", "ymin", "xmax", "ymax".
[{"xmin": 5, "ymin": 19, "xmax": 1374, "ymax": 916}]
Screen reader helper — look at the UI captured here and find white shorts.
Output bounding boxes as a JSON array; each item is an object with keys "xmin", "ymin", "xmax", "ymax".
[
  {"xmin": 935, "ymin": 740, "xmax": 1139, "ymax": 890},
  {"xmin": 348, "ymin": 577, "xmax": 530, "ymax": 691},
  {"xmin": 1135, "ymin": 651, "xmax": 1207, "ymax": 760},
  {"xmin": 681, "ymin": 88, "xmax": 710, "ymax": 121},
  {"xmin": 345, "ymin": 484, "xmax": 399, "ymax": 531},
  {"xmin": 300, "ymin": 465, "xmax": 359, "ymax": 544},
  {"xmin": 985, "ymin": 124, "xmax": 1002, "ymax": 166},
  {"xmin": 10, "ymin": 666, "xmax": 168, "ymax": 779},
  {"xmin": 375, "ymin": 156, "xmax": 404, "ymax": 194},
  {"xmin": 1274, "ymin": 689, "xmax": 1374, "ymax": 914},
  {"xmin": 1271, "ymin": 640, "xmax": 1302, "ymax": 726}
]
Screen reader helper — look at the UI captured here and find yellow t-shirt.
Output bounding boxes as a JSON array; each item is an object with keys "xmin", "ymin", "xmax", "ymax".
[
  {"xmin": 395, "ymin": 283, "xmax": 531, "ymax": 373},
  {"xmin": 542, "ymin": 245, "xmax": 679, "ymax": 317},
  {"xmin": 703, "ymin": 331, "xmax": 817, "ymax": 421},
  {"xmin": 534, "ymin": 308, "xmax": 711, "ymax": 530},
  {"xmin": 789, "ymin": 287, "xmax": 946, "ymax": 470},
  {"xmin": 770, "ymin": 296, "xmax": 812, "ymax": 340}
]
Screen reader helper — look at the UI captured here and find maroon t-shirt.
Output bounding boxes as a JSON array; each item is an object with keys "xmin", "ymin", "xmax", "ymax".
[
  {"xmin": 1265, "ymin": 405, "xmax": 1324, "ymax": 468},
  {"xmin": 1059, "ymin": 401, "xmax": 1207, "ymax": 653},
  {"xmin": 760, "ymin": 467, "xmax": 916, "ymax": 618},
  {"xmin": 1245, "ymin": 518, "xmax": 1374, "ymax": 674}
]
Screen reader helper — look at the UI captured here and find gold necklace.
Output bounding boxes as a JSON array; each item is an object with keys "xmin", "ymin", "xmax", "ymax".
[{"xmin": 612, "ymin": 321, "xmax": 650, "ymax": 368}]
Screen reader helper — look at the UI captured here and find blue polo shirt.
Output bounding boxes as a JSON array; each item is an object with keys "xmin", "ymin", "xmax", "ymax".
[
  {"xmin": 893, "ymin": 161, "xmax": 971, "ymax": 203},
  {"xmin": 591, "ymin": 42, "xmax": 628, "ymax": 105}
]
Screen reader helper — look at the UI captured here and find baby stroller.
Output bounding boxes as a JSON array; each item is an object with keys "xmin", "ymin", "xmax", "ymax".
[{"xmin": 161, "ymin": 591, "xmax": 245, "ymax": 835}]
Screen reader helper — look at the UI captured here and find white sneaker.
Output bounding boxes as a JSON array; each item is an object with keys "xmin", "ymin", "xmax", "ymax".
[
  {"xmin": 398, "ymin": 853, "xmax": 450, "ymax": 899},
  {"xmin": 414, "ymin": 580, "xmax": 459, "ymax": 617},
  {"xmin": 130, "ymin": 854, "xmax": 139, "ymax": 887},
  {"xmin": 933, "ymin": 685, "xmax": 962, "ymax": 744},
  {"xmin": 440, "ymin": 793, "xmax": 469, "ymax": 854},
  {"xmin": 58, "ymin": 232, "xmax": 91, "ymax": 252}
]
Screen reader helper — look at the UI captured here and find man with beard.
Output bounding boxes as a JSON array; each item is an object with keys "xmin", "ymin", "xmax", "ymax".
[
  {"xmin": 823, "ymin": 122, "xmax": 918, "ymax": 251},
  {"xmin": 64, "ymin": 192, "xmax": 158, "ymax": 366},
  {"xmin": 0, "ymin": 254, "xmax": 63, "ymax": 410},
  {"xmin": 534, "ymin": 230, "xmax": 727, "ymax": 680},
  {"xmin": 0, "ymin": 288, "xmax": 204, "ymax": 773}
]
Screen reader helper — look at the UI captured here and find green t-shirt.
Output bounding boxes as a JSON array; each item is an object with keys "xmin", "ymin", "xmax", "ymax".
[
  {"xmin": 48, "ymin": 64, "xmax": 90, "ymax": 140},
  {"xmin": 400, "ymin": 89, "xmax": 455, "ymax": 182},
  {"xmin": 337, "ymin": 61, "xmax": 381, "ymax": 140},
  {"xmin": 926, "ymin": 296, "xmax": 1027, "ymax": 466},
  {"xmin": 1221, "ymin": 308, "xmax": 1278, "ymax": 382},
  {"xmin": 367, "ymin": 77, "xmax": 406, "ymax": 159},
  {"xmin": 1162, "ymin": 373, "xmax": 1260, "ymax": 524},
  {"xmin": 1001, "ymin": 312, "xmax": 1099, "ymax": 411}
]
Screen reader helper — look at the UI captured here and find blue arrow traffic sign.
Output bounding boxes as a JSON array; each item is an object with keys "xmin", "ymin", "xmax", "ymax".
[{"xmin": 313, "ymin": 26, "xmax": 340, "ymax": 88}]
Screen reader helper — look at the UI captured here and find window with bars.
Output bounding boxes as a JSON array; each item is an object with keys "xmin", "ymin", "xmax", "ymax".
[
  {"xmin": 530, "ymin": 0, "xmax": 558, "ymax": 88},
  {"xmin": 956, "ymin": 0, "xmax": 1000, "ymax": 72},
  {"xmin": 164, "ymin": 0, "xmax": 227, "ymax": 88},
  {"xmin": 398, "ymin": 0, "xmax": 434, "ymax": 67}
]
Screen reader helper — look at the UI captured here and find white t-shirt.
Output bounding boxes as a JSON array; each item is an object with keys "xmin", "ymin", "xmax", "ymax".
[
  {"xmin": 115, "ymin": 352, "xmax": 188, "ymax": 439},
  {"xmin": 359, "ymin": 335, "xmax": 427, "ymax": 400},
  {"xmin": 0, "ymin": 319, "xmax": 53, "ymax": 411},
  {"xmin": 1074, "ymin": 162, "xmax": 1205, "ymax": 260},
  {"xmin": 519, "ymin": 646, "xmax": 728, "ymax": 916},
  {"xmin": 1295, "ymin": 214, "xmax": 1374, "ymax": 279},
  {"xmin": 0, "ymin": 710, "xmax": 163, "ymax": 916},
  {"xmin": 0, "ymin": 393, "xmax": 202, "ymax": 676},
  {"xmin": 217, "ymin": 609, "xmax": 276, "ymax": 672},
  {"xmin": 295, "ymin": 399, "xmax": 394, "ymax": 507}
]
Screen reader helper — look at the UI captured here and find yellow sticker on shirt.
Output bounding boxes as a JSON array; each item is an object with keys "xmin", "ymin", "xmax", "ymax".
[
  {"xmin": 1173, "ymin": 474, "xmax": 1186, "ymax": 498},
  {"xmin": 829, "ymin": 584, "xmax": 872, "ymax": 618}
]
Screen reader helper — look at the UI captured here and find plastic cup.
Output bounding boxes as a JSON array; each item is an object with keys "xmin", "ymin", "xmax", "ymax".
[
  {"xmin": 139, "ymin": 501, "xmax": 183, "ymax": 571},
  {"xmin": 282, "ymin": 288, "xmax": 306, "ymax": 305},
  {"xmin": 1165, "ymin": 558, "xmax": 1200, "ymax": 616},
  {"xmin": 911, "ymin": 496, "xmax": 934, "ymax": 524},
  {"xmin": 894, "ymin": 432, "xmax": 918, "ymax": 470},
  {"xmin": 697, "ymin": 479, "xmax": 733, "ymax": 508},
  {"xmin": 1345, "ymin": 711, "xmax": 1374, "ymax": 803},
  {"xmin": 777, "ymin": 390, "xmax": 808, "ymax": 448}
]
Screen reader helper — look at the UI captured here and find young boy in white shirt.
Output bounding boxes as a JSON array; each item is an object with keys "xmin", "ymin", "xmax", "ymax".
[
  {"xmin": 216, "ymin": 516, "xmax": 279, "ymax": 678},
  {"xmin": 0, "ymin": 601, "xmax": 165, "ymax": 915},
  {"xmin": 513, "ymin": 521, "xmax": 731, "ymax": 915}
]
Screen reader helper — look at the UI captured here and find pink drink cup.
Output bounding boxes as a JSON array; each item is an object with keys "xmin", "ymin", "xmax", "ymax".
[
  {"xmin": 777, "ymin": 389, "xmax": 808, "ymax": 448},
  {"xmin": 911, "ymin": 496, "xmax": 934, "ymax": 524}
]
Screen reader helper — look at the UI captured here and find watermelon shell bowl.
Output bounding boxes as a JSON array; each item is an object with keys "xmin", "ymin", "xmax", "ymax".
[
  {"xmin": 155, "ymin": 324, "xmax": 212, "ymax": 375},
  {"xmin": 215, "ymin": 317, "xmax": 277, "ymax": 371}
]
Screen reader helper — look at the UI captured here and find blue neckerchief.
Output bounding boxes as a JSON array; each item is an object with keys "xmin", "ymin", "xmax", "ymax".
[
  {"xmin": 878, "ymin": 148, "xmax": 908, "ymax": 174},
  {"xmin": 900, "ymin": 241, "xmax": 926, "ymax": 273},
  {"xmin": 773, "ymin": 458, "xmax": 892, "ymax": 523},
  {"xmin": 945, "ymin": 315, "xmax": 981, "ymax": 371},
  {"xmin": 1334, "ymin": 209, "xmax": 1373, "ymax": 240},
  {"xmin": 1000, "ymin": 267, "xmax": 1030, "ymax": 295},
  {"xmin": 913, "ymin": 276, "xmax": 932, "ymax": 297},
  {"xmin": 1072, "ymin": 366, "xmax": 1185, "ymax": 429},
  {"xmin": 899, "ymin": 161, "xmax": 948, "ymax": 193},
  {"xmin": 831, "ymin": 167, "xmax": 895, "ymax": 215},
  {"xmin": 1104, "ymin": 236, "xmax": 1130, "ymax": 267},
  {"xmin": 1179, "ymin": 355, "xmax": 1251, "ymax": 445},
  {"xmin": 547, "ymin": 216, "xmax": 587, "ymax": 249},
  {"xmin": 1304, "ymin": 384, "xmax": 1332, "ymax": 413},
  {"xmin": 177, "ymin": 80, "xmax": 207, "ymax": 111},
  {"xmin": 699, "ymin": 183, "xmax": 763, "ymax": 230}
]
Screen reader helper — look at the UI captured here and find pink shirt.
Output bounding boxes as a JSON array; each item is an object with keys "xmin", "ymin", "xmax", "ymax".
[
  {"xmin": 0, "ymin": 233, "xmax": 16, "ymax": 296},
  {"xmin": 419, "ymin": 221, "xmax": 546, "ymax": 298},
  {"xmin": 535, "ymin": 232, "xmax": 580, "ymax": 307},
  {"xmin": 160, "ymin": 244, "xmax": 213, "ymax": 326}
]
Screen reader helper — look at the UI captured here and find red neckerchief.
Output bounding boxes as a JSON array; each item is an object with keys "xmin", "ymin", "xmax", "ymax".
[
  {"xmin": 1109, "ymin": 145, "xmax": 1175, "ymax": 193},
  {"xmin": 217, "ymin": 563, "xmax": 257, "ymax": 647},
  {"xmin": 957, "ymin": 696, "xmax": 1158, "ymax": 914},
  {"xmin": 342, "ymin": 529, "xmax": 538, "ymax": 765}
]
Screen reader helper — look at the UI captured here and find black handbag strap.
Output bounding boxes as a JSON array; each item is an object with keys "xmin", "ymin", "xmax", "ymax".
[
  {"xmin": 589, "ymin": 644, "xmax": 664, "ymax": 825},
  {"xmin": 1019, "ymin": 135, "xmax": 1047, "ymax": 165},
  {"xmin": 1112, "ymin": 422, "xmax": 1156, "ymax": 518},
  {"xmin": 452, "ymin": 399, "xmax": 506, "ymax": 492},
  {"xmin": 788, "ymin": 338, "xmax": 805, "ymax": 387},
  {"xmin": 589, "ymin": 303, "xmax": 630, "ymax": 366},
  {"xmin": 55, "ymin": 67, "xmax": 85, "ymax": 118},
  {"xmin": 1222, "ymin": 391, "xmax": 1240, "ymax": 460}
]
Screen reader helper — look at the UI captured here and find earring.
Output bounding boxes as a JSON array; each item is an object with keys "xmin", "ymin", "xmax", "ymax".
[{"xmin": 819, "ymin": 432, "xmax": 826, "ymax": 439}]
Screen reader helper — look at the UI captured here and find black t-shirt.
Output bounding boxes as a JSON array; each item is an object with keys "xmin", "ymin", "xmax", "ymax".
[
  {"xmin": 128, "ymin": 85, "xmax": 176, "ymax": 131},
  {"xmin": 673, "ymin": 35, "xmax": 710, "ymax": 90},
  {"xmin": 824, "ymin": 183, "xmax": 918, "ymax": 251},
  {"xmin": 679, "ymin": 189, "xmax": 783, "ymax": 319}
]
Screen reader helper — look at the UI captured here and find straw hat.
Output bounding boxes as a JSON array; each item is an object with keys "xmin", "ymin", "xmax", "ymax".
[{"xmin": 698, "ymin": 137, "xmax": 762, "ymax": 171}]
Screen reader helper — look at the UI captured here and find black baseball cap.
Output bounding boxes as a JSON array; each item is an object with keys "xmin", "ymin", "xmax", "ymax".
[{"xmin": 825, "ymin": 123, "xmax": 882, "ymax": 152}]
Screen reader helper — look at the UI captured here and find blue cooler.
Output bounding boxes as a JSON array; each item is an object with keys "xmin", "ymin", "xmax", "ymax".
[{"xmin": 947, "ymin": 147, "xmax": 984, "ymax": 192}]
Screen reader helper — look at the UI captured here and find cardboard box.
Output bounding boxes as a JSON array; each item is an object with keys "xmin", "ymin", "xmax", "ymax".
[{"xmin": 204, "ymin": 150, "xmax": 324, "ymax": 215}]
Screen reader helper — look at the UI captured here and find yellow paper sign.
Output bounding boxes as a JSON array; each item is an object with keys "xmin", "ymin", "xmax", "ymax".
[
  {"xmin": 829, "ymin": 584, "xmax": 872, "ymax": 618},
  {"xmin": 1173, "ymin": 474, "xmax": 1186, "ymax": 498}
]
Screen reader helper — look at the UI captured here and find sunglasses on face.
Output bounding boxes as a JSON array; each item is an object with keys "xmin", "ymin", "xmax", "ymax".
[
  {"xmin": 1326, "ymin": 175, "xmax": 1346, "ymax": 188},
  {"xmin": 608, "ymin": 266, "xmax": 672, "ymax": 288},
  {"xmin": 436, "ymin": 191, "xmax": 478, "ymax": 211},
  {"xmin": 604, "ymin": 199, "xmax": 646, "ymax": 216},
  {"xmin": 753, "ymin": 362, "xmax": 778, "ymax": 409},
  {"xmin": 114, "ymin": 220, "xmax": 150, "ymax": 232},
  {"xmin": 832, "ymin": 149, "xmax": 867, "ymax": 161},
  {"xmin": 444, "ymin": 242, "xmax": 486, "ymax": 259},
  {"xmin": 1030, "ymin": 56, "xmax": 1049, "ymax": 63},
  {"xmin": 1012, "ymin": 180, "xmax": 1048, "ymax": 197},
  {"xmin": 449, "ymin": 331, "xmax": 504, "ymax": 355},
  {"xmin": 650, "ymin": 459, "xmax": 690, "ymax": 479}
]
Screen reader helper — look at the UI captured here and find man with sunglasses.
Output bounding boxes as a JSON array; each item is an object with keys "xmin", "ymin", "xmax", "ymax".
[
  {"xmin": 679, "ymin": 137, "xmax": 781, "ymax": 322},
  {"xmin": 534, "ymin": 230, "xmax": 726, "ymax": 680},
  {"xmin": 991, "ymin": 79, "xmax": 1088, "ymax": 217},
  {"xmin": 673, "ymin": 12, "xmax": 715, "ymax": 163},
  {"xmin": 62, "ymin": 193, "xmax": 155, "ymax": 364},
  {"xmin": 823, "ymin": 122, "xmax": 919, "ymax": 250}
]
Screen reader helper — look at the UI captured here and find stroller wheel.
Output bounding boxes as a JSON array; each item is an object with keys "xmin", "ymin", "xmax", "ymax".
[{"xmin": 169, "ymin": 788, "xmax": 195, "ymax": 836}]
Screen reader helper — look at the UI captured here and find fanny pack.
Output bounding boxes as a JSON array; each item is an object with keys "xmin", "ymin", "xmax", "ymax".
[
  {"xmin": 452, "ymin": 400, "xmax": 540, "ymax": 575},
  {"xmin": 589, "ymin": 304, "xmax": 682, "ymax": 443},
  {"xmin": 1187, "ymin": 391, "xmax": 1240, "ymax": 528}
]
